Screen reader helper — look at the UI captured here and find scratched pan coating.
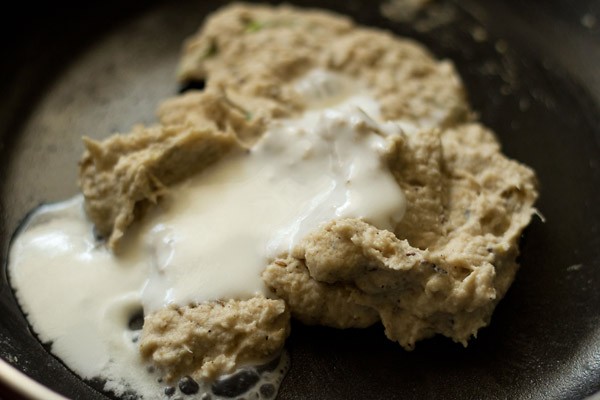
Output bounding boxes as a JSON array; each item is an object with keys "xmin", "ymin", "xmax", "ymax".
[{"xmin": 0, "ymin": 0, "xmax": 599, "ymax": 399}]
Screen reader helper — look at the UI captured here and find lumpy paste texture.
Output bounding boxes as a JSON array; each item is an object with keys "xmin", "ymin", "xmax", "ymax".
[{"xmin": 10, "ymin": 2, "xmax": 538, "ymax": 396}]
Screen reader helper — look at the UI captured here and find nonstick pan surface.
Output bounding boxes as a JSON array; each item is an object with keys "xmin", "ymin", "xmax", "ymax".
[{"xmin": 1, "ymin": 0, "xmax": 599, "ymax": 399}]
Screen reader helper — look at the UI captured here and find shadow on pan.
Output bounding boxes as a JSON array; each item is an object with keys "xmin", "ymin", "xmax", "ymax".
[{"xmin": 0, "ymin": 0, "xmax": 599, "ymax": 399}]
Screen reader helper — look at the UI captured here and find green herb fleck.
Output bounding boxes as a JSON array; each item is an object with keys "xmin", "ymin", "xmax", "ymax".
[
  {"xmin": 245, "ymin": 20, "xmax": 265, "ymax": 33},
  {"xmin": 200, "ymin": 39, "xmax": 218, "ymax": 60}
]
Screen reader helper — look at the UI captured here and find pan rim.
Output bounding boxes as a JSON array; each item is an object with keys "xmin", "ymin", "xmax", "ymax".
[{"xmin": 0, "ymin": 358, "xmax": 67, "ymax": 400}]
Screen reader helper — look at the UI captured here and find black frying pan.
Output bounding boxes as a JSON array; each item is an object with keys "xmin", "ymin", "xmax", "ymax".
[{"xmin": 1, "ymin": 0, "xmax": 599, "ymax": 399}]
